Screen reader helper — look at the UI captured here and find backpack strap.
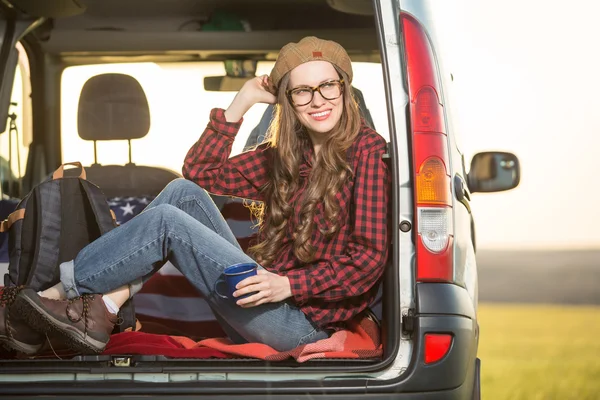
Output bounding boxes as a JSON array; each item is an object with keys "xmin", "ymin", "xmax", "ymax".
[
  {"xmin": 0, "ymin": 208, "xmax": 25, "ymax": 232},
  {"xmin": 79, "ymin": 180, "xmax": 117, "ymax": 234},
  {"xmin": 7, "ymin": 196, "xmax": 30, "ymax": 287},
  {"xmin": 26, "ymin": 182, "xmax": 62, "ymax": 290}
]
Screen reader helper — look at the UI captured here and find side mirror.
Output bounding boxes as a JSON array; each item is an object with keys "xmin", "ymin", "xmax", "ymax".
[{"xmin": 467, "ymin": 151, "xmax": 520, "ymax": 193}]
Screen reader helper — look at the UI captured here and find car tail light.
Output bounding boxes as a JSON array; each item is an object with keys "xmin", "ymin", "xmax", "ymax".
[
  {"xmin": 401, "ymin": 13, "xmax": 454, "ymax": 282},
  {"xmin": 424, "ymin": 333, "xmax": 453, "ymax": 364}
]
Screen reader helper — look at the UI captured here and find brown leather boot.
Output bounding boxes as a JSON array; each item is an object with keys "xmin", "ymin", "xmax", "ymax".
[
  {"xmin": 14, "ymin": 288, "xmax": 118, "ymax": 354},
  {"xmin": 0, "ymin": 286, "xmax": 45, "ymax": 355}
]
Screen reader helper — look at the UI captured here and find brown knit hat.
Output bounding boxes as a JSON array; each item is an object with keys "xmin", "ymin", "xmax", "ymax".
[{"xmin": 268, "ymin": 36, "xmax": 353, "ymax": 93}]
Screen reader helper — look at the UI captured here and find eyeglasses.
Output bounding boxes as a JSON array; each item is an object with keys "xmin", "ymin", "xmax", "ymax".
[{"xmin": 286, "ymin": 79, "xmax": 345, "ymax": 106}]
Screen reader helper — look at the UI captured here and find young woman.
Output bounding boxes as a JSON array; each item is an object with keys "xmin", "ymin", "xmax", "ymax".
[{"xmin": 2, "ymin": 36, "xmax": 391, "ymax": 355}]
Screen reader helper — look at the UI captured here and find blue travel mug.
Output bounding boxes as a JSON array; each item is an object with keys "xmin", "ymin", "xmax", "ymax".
[{"xmin": 214, "ymin": 262, "xmax": 258, "ymax": 300}]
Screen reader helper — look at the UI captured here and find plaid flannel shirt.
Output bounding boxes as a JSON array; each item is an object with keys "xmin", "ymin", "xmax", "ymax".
[{"xmin": 183, "ymin": 108, "xmax": 390, "ymax": 330}]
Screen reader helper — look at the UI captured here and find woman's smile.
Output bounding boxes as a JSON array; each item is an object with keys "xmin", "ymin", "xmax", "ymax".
[{"xmin": 308, "ymin": 109, "xmax": 332, "ymax": 121}]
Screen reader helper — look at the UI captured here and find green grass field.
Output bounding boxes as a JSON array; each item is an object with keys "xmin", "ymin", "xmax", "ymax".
[{"xmin": 478, "ymin": 303, "xmax": 600, "ymax": 400}]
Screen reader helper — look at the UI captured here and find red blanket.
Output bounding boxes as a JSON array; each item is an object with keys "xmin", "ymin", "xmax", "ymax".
[{"xmin": 103, "ymin": 314, "xmax": 382, "ymax": 363}]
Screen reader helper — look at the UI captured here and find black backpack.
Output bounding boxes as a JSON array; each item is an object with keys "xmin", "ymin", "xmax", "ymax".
[{"xmin": 0, "ymin": 162, "xmax": 136, "ymax": 333}]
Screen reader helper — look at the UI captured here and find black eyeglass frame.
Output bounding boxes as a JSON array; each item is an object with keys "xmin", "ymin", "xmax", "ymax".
[{"xmin": 285, "ymin": 79, "xmax": 345, "ymax": 106}]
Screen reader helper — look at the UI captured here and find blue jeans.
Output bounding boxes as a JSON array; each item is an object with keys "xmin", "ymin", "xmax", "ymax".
[{"xmin": 59, "ymin": 178, "xmax": 328, "ymax": 351}]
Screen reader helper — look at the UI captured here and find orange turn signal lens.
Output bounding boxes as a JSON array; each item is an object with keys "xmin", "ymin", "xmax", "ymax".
[{"xmin": 416, "ymin": 157, "xmax": 450, "ymax": 205}]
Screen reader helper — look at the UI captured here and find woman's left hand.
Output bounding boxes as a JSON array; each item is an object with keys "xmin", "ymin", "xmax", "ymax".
[{"xmin": 233, "ymin": 269, "xmax": 292, "ymax": 307}]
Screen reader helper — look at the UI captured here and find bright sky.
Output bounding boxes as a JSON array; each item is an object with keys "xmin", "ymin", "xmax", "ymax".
[{"xmin": 439, "ymin": 0, "xmax": 600, "ymax": 250}]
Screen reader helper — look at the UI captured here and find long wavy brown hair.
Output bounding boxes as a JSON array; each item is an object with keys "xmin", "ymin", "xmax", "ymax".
[{"xmin": 248, "ymin": 66, "xmax": 362, "ymax": 267}]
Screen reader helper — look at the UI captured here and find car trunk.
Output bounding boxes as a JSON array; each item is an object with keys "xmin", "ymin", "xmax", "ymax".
[{"xmin": 0, "ymin": 0, "xmax": 410, "ymax": 392}]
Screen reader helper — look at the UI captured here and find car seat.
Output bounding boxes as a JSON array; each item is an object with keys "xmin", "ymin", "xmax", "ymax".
[{"xmin": 76, "ymin": 73, "xmax": 180, "ymax": 198}]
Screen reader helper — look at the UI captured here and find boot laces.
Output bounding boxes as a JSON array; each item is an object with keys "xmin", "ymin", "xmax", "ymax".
[{"xmin": 66, "ymin": 294, "xmax": 95, "ymax": 338}]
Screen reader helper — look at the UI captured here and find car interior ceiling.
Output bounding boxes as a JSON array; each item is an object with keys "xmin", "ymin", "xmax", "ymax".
[{"xmin": 13, "ymin": 0, "xmax": 378, "ymax": 61}]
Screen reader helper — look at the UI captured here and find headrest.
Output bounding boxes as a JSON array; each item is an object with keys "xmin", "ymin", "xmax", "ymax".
[{"xmin": 77, "ymin": 73, "xmax": 150, "ymax": 141}]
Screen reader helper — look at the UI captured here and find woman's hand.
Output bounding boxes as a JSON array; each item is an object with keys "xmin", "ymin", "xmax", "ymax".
[
  {"xmin": 241, "ymin": 75, "xmax": 277, "ymax": 105},
  {"xmin": 224, "ymin": 75, "xmax": 276, "ymax": 122},
  {"xmin": 233, "ymin": 268, "xmax": 292, "ymax": 307}
]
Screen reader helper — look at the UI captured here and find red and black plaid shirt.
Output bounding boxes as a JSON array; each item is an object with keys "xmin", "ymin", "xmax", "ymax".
[{"xmin": 183, "ymin": 108, "xmax": 390, "ymax": 330}]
